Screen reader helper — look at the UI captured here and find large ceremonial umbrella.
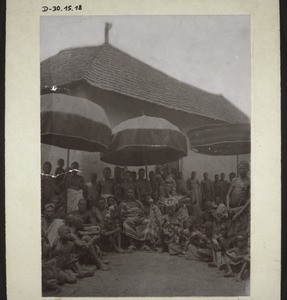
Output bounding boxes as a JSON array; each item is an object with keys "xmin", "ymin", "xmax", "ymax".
[
  {"xmin": 100, "ymin": 115, "xmax": 188, "ymax": 183},
  {"xmin": 41, "ymin": 93, "xmax": 112, "ymax": 165},
  {"xmin": 187, "ymin": 123, "xmax": 250, "ymax": 173}
]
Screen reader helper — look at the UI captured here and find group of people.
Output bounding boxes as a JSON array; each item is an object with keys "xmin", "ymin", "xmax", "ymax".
[{"xmin": 41, "ymin": 158, "xmax": 250, "ymax": 293}]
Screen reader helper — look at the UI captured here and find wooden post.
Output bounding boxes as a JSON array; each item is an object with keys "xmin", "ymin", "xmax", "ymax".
[
  {"xmin": 67, "ymin": 149, "xmax": 70, "ymax": 169},
  {"xmin": 236, "ymin": 154, "xmax": 239, "ymax": 176},
  {"xmin": 145, "ymin": 161, "xmax": 148, "ymax": 188}
]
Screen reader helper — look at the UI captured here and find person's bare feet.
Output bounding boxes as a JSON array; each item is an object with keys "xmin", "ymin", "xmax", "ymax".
[
  {"xmin": 115, "ymin": 248, "xmax": 126, "ymax": 254},
  {"xmin": 224, "ymin": 271, "xmax": 235, "ymax": 278},
  {"xmin": 140, "ymin": 245, "xmax": 151, "ymax": 251},
  {"xmin": 102, "ymin": 259, "xmax": 110, "ymax": 265},
  {"xmin": 127, "ymin": 245, "xmax": 136, "ymax": 252},
  {"xmin": 99, "ymin": 264, "xmax": 111, "ymax": 271},
  {"xmin": 208, "ymin": 262, "xmax": 217, "ymax": 268}
]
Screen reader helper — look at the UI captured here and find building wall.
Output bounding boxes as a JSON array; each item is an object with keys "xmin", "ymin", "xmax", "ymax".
[{"xmin": 41, "ymin": 83, "xmax": 250, "ymax": 182}]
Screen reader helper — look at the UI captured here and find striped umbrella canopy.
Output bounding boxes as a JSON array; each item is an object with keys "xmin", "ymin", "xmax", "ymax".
[
  {"xmin": 187, "ymin": 123, "xmax": 250, "ymax": 156},
  {"xmin": 100, "ymin": 115, "xmax": 187, "ymax": 166},
  {"xmin": 41, "ymin": 93, "xmax": 112, "ymax": 152}
]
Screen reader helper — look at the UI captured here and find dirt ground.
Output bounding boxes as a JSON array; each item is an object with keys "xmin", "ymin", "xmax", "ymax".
[{"xmin": 44, "ymin": 251, "xmax": 249, "ymax": 297}]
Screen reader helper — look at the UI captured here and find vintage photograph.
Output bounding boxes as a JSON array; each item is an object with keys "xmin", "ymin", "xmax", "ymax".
[{"xmin": 40, "ymin": 15, "xmax": 251, "ymax": 297}]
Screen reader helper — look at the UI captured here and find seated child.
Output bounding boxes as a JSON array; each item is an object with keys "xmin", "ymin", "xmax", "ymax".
[
  {"xmin": 42, "ymin": 228, "xmax": 61, "ymax": 292},
  {"xmin": 51, "ymin": 225, "xmax": 95, "ymax": 284},
  {"xmin": 221, "ymin": 234, "xmax": 249, "ymax": 278},
  {"xmin": 212, "ymin": 223, "xmax": 233, "ymax": 269},
  {"xmin": 188, "ymin": 221, "xmax": 218, "ymax": 263},
  {"xmin": 200, "ymin": 201, "xmax": 216, "ymax": 225},
  {"xmin": 42, "ymin": 259, "xmax": 61, "ymax": 293},
  {"xmin": 168, "ymin": 217, "xmax": 196, "ymax": 255},
  {"xmin": 114, "ymin": 185, "xmax": 124, "ymax": 206},
  {"xmin": 236, "ymin": 254, "xmax": 250, "ymax": 281},
  {"xmin": 65, "ymin": 214, "xmax": 110, "ymax": 271},
  {"xmin": 171, "ymin": 217, "xmax": 217, "ymax": 262},
  {"xmin": 161, "ymin": 199, "xmax": 182, "ymax": 252},
  {"xmin": 100, "ymin": 212, "xmax": 124, "ymax": 253},
  {"xmin": 214, "ymin": 203, "xmax": 229, "ymax": 226},
  {"xmin": 162, "ymin": 222, "xmax": 180, "ymax": 253},
  {"xmin": 107, "ymin": 195, "xmax": 120, "ymax": 220}
]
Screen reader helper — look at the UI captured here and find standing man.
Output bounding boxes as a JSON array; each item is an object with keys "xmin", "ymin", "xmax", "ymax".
[
  {"xmin": 135, "ymin": 168, "xmax": 151, "ymax": 198},
  {"xmin": 97, "ymin": 167, "xmax": 115, "ymax": 198},
  {"xmin": 113, "ymin": 166, "xmax": 124, "ymax": 188},
  {"xmin": 176, "ymin": 172, "xmax": 186, "ymax": 195},
  {"xmin": 226, "ymin": 161, "xmax": 250, "ymax": 238},
  {"xmin": 219, "ymin": 173, "xmax": 230, "ymax": 205},
  {"xmin": 41, "ymin": 161, "xmax": 60, "ymax": 212},
  {"xmin": 186, "ymin": 171, "xmax": 202, "ymax": 216},
  {"xmin": 121, "ymin": 170, "xmax": 136, "ymax": 199},
  {"xmin": 213, "ymin": 174, "xmax": 221, "ymax": 199},
  {"xmin": 87, "ymin": 173, "xmax": 99, "ymax": 207},
  {"xmin": 66, "ymin": 161, "xmax": 87, "ymax": 213},
  {"xmin": 201, "ymin": 172, "xmax": 214, "ymax": 210},
  {"xmin": 54, "ymin": 158, "xmax": 66, "ymax": 186},
  {"xmin": 148, "ymin": 171, "xmax": 157, "ymax": 195}
]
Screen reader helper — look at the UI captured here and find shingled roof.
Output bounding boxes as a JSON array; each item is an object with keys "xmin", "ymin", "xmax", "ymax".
[{"xmin": 41, "ymin": 43, "xmax": 249, "ymax": 123}]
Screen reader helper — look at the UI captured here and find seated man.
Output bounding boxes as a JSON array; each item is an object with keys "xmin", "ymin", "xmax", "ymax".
[
  {"xmin": 120, "ymin": 188, "xmax": 151, "ymax": 252},
  {"xmin": 71, "ymin": 198, "xmax": 96, "ymax": 227},
  {"xmin": 91, "ymin": 197, "xmax": 109, "ymax": 228},
  {"xmin": 65, "ymin": 214, "xmax": 110, "ymax": 271},
  {"xmin": 42, "ymin": 203, "xmax": 65, "ymax": 248},
  {"xmin": 50, "ymin": 195, "xmax": 66, "ymax": 219}
]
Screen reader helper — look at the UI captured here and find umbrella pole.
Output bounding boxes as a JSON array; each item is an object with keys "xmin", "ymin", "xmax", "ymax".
[
  {"xmin": 65, "ymin": 148, "xmax": 71, "ymax": 215},
  {"xmin": 145, "ymin": 158, "xmax": 148, "ymax": 189},
  {"xmin": 67, "ymin": 149, "xmax": 70, "ymax": 169},
  {"xmin": 236, "ymin": 154, "xmax": 239, "ymax": 176}
]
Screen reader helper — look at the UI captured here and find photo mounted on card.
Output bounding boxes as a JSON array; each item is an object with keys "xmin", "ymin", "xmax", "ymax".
[
  {"xmin": 6, "ymin": 0, "xmax": 280, "ymax": 299},
  {"xmin": 40, "ymin": 15, "xmax": 251, "ymax": 297}
]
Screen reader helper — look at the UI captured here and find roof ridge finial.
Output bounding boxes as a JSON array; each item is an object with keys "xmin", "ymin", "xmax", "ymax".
[{"xmin": 105, "ymin": 22, "xmax": 112, "ymax": 44}]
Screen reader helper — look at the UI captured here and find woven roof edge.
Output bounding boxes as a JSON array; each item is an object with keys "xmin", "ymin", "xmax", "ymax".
[
  {"xmin": 41, "ymin": 43, "xmax": 250, "ymax": 123},
  {"xmin": 40, "ymin": 45, "xmax": 104, "ymax": 63},
  {"xmin": 83, "ymin": 77, "xmax": 242, "ymax": 124},
  {"xmin": 104, "ymin": 44, "xmax": 234, "ymax": 101},
  {"xmin": 90, "ymin": 44, "xmax": 249, "ymax": 123}
]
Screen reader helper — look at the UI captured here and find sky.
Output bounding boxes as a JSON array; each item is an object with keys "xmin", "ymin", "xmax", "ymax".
[{"xmin": 41, "ymin": 15, "xmax": 250, "ymax": 116}]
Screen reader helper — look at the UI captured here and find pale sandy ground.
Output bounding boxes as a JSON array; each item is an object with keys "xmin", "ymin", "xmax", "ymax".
[{"xmin": 43, "ymin": 251, "xmax": 249, "ymax": 297}]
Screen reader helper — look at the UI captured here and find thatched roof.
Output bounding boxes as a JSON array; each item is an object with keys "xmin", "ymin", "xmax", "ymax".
[{"xmin": 41, "ymin": 43, "xmax": 249, "ymax": 123}]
